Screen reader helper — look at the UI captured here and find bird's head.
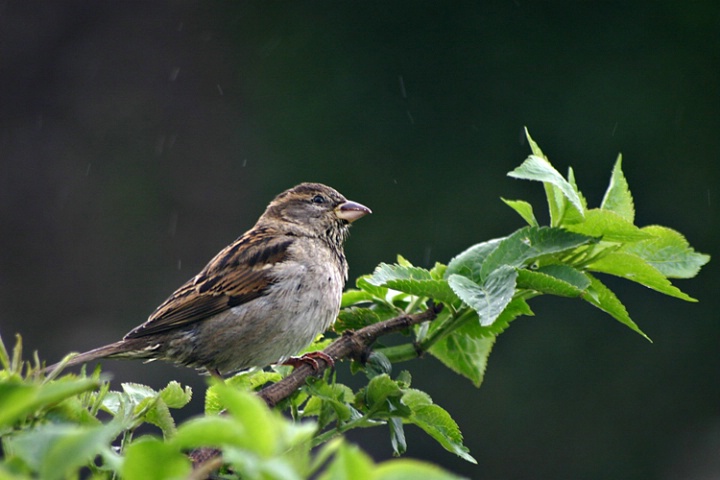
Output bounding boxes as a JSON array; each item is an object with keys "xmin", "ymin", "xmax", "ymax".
[{"xmin": 261, "ymin": 183, "xmax": 371, "ymax": 239}]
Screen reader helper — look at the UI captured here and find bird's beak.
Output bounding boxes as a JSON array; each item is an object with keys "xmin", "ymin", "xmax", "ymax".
[{"xmin": 335, "ymin": 200, "xmax": 372, "ymax": 223}]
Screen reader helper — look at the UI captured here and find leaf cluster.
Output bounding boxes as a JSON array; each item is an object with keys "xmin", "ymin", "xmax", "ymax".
[
  {"xmin": 338, "ymin": 129, "xmax": 708, "ymax": 391},
  {"xmin": 1, "ymin": 335, "xmax": 461, "ymax": 479}
]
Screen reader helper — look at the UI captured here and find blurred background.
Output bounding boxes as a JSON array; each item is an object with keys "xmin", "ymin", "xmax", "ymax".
[{"xmin": 1, "ymin": 2, "xmax": 718, "ymax": 478}]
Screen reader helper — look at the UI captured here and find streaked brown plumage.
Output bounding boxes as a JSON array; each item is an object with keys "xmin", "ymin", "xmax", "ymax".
[{"xmin": 48, "ymin": 183, "xmax": 370, "ymax": 377}]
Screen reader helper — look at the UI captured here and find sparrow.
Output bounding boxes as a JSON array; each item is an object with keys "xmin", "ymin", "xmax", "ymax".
[{"xmin": 48, "ymin": 183, "xmax": 371, "ymax": 377}]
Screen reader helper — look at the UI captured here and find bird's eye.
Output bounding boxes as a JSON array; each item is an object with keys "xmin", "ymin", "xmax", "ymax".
[{"xmin": 311, "ymin": 194, "xmax": 326, "ymax": 204}]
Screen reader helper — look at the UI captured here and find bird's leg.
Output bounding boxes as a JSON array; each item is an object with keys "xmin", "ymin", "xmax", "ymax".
[{"xmin": 281, "ymin": 351, "xmax": 335, "ymax": 370}]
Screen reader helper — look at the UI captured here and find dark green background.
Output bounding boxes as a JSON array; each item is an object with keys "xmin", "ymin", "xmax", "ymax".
[{"xmin": 1, "ymin": 2, "xmax": 718, "ymax": 478}]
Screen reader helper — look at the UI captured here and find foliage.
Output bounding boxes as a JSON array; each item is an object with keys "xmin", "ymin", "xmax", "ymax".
[{"xmin": 0, "ymin": 131, "xmax": 708, "ymax": 479}]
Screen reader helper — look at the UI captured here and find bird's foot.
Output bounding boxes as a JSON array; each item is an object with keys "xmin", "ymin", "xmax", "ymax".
[{"xmin": 282, "ymin": 351, "xmax": 335, "ymax": 370}]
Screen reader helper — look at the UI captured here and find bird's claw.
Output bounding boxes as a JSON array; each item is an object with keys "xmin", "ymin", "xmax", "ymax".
[{"xmin": 282, "ymin": 351, "xmax": 335, "ymax": 370}]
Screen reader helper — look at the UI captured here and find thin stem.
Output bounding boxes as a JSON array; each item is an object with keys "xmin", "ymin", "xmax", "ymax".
[
  {"xmin": 403, "ymin": 295, "xmax": 420, "ymax": 313},
  {"xmin": 375, "ymin": 306, "xmax": 474, "ymax": 363},
  {"xmin": 417, "ymin": 307, "xmax": 476, "ymax": 351},
  {"xmin": 312, "ymin": 396, "xmax": 391, "ymax": 447},
  {"xmin": 311, "ymin": 414, "xmax": 381, "ymax": 447},
  {"xmin": 376, "ymin": 343, "xmax": 419, "ymax": 363}
]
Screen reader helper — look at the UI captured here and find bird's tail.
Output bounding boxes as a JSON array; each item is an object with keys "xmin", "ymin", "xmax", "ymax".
[{"xmin": 43, "ymin": 341, "xmax": 137, "ymax": 375}]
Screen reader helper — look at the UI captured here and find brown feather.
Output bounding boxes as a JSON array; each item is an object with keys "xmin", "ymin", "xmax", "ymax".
[{"xmin": 124, "ymin": 228, "xmax": 293, "ymax": 339}]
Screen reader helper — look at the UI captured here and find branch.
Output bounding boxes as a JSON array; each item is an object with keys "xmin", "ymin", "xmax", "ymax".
[
  {"xmin": 258, "ymin": 300, "xmax": 443, "ymax": 407},
  {"xmin": 188, "ymin": 301, "xmax": 443, "ymax": 473}
]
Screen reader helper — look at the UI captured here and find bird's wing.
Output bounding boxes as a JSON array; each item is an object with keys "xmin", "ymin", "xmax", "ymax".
[{"xmin": 124, "ymin": 228, "xmax": 292, "ymax": 339}]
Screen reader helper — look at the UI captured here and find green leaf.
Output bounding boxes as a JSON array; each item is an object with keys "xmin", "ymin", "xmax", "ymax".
[
  {"xmin": 101, "ymin": 382, "xmax": 188, "ymax": 440},
  {"xmin": 366, "ymin": 374, "xmax": 403, "ymax": 408},
  {"xmin": 524, "ymin": 127, "xmax": 545, "ymax": 158},
  {"xmin": 388, "ymin": 416, "xmax": 407, "ymax": 456},
  {"xmin": 213, "ymin": 383, "xmax": 277, "ymax": 456},
  {"xmin": 601, "ymin": 154, "xmax": 635, "ymax": 222},
  {"xmin": 6, "ymin": 423, "xmax": 122, "ymax": 480},
  {"xmin": 309, "ymin": 439, "xmax": 343, "ymax": 477},
  {"xmin": 508, "ymin": 154, "xmax": 585, "ymax": 225},
  {"xmin": 480, "ymin": 227, "xmax": 595, "ymax": 281},
  {"xmin": 113, "ymin": 383, "xmax": 183, "ymax": 437},
  {"xmin": 341, "ymin": 289, "xmax": 376, "ymax": 308},
  {"xmin": 516, "ymin": 266, "xmax": 589, "ymax": 297},
  {"xmin": 143, "ymin": 399, "xmax": 176, "ymax": 438},
  {"xmin": 401, "ymin": 389, "xmax": 476, "ymax": 463},
  {"xmin": 544, "ymin": 182, "xmax": 565, "ymax": 227},
  {"xmin": 483, "ymin": 296, "xmax": 534, "ymax": 336},
  {"xmin": 0, "ymin": 333, "xmax": 9, "ymax": 370},
  {"xmin": 429, "ymin": 262, "xmax": 447, "ymax": 280},
  {"xmin": 45, "ymin": 394, "xmax": 102, "ymax": 427},
  {"xmin": 445, "ymin": 237, "xmax": 504, "ymax": 281},
  {"xmin": 374, "ymin": 459, "xmax": 465, "ymax": 480},
  {"xmin": 367, "ymin": 263, "xmax": 432, "ymax": 284},
  {"xmin": 0, "ymin": 383, "xmax": 36, "ymax": 428},
  {"xmin": 172, "ymin": 415, "xmax": 248, "ymax": 449},
  {"xmin": 303, "ymin": 380, "xmax": 355, "ymax": 424},
  {"xmin": 581, "ymin": 273, "xmax": 650, "ymax": 341},
  {"xmin": 539, "ymin": 264, "xmax": 592, "ymax": 289},
  {"xmin": 428, "ymin": 298, "xmax": 532, "ymax": 386},
  {"xmin": 319, "ymin": 442, "xmax": 374, "ymax": 480},
  {"xmin": 355, "ymin": 276, "xmax": 389, "ymax": 300},
  {"xmin": 122, "ymin": 436, "xmax": 190, "ymax": 480},
  {"xmin": 396, "ymin": 254, "xmax": 413, "ymax": 267},
  {"xmin": 587, "ymin": 252, "xmax": 696, "ymax": 301},
  {"xmin": 448, "ymin": 266, "xmax": 517, "ymax": 326},
  {"xmin": 428, "ymin": 322, "xmax": 495, "ymax": 387},
  {"xmin": 0, "ymin": 377, "xmax": 100, "ymax": 428},
  {"xmin": 365, "ymin": 263, "xmax": 459, "ymax": 304},
  {"xmin": 120, "ymin": 383, "xmax": 158, "ymax": 407},
  {"xmin": 501, "ymin": 198, "xmax": 539, "ymax": 226},
  {"xmin": 159, "ymin": 381, "xmax": 192, "ymax": 409},
  {"xmin": 364, "ymin": 352, "xmax": 393, "ymax": 379},
  {"xmin": 621, "ymin": 225, "xmax": 710, "ymax": 278},
  {"xmin": 205, "ymin": 371, "xmax": 282, "ymax": 415},
  {"xmin": 221, "ymin": 447, "xmax": 303, "ymax": 480},
  {"xmin": 563, "ymin": 167, "xmax": 588, "ymax": 225},
  {"xmin": 336, "ymin": 308, "xmax": 384, "ymax": 332},
  {"xmin": 564, "ymin": 209, "xmax": 654, "ymax": 242},
  {"xmin": 396, "ymin": 370, "xmax": 412, "ymax": 388},
  {"xmin": 387, "ymin": 279, "xmax": 459, "ymax": 305}
]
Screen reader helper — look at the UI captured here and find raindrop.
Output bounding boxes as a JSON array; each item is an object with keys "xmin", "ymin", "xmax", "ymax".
[
  {"xmin": 424, "ymin": 246, "xmax": 432, "ymax": 266},
  {"xmin": 398, "ymin": 75, "xmax": 407, "ymax": 98}
]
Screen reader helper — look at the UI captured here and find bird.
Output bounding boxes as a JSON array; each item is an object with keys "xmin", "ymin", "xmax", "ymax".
[{"xmin": 47, "ymin": 183, "xmax": 371, "ymax": 377}]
